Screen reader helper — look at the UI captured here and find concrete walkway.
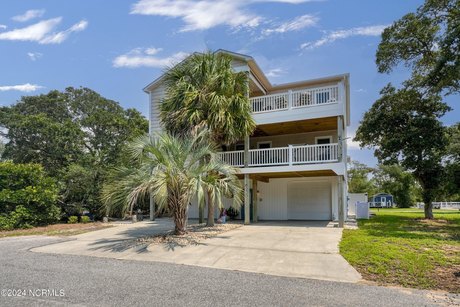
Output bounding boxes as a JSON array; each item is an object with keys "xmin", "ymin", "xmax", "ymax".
[{"xmin": 32, "ymin": 219, "xmax": 361, "ymax": 283}]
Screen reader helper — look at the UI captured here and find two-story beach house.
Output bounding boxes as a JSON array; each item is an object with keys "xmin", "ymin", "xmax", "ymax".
[{"xmin": 144, "ymin": 50, "xmax": 349, "ymax": 225}]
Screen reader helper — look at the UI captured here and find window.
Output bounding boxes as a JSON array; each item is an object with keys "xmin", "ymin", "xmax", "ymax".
[
  {"xmin": 257, "ymin": 141, "xmax": 271, "ymax": 149},
  {"xmin": 235, "ymin": 143, "xmax": 244, "ymax": 151},
  {"xmin": 315, "ymin": 136, "xmax": 332, "ymax": 145}
]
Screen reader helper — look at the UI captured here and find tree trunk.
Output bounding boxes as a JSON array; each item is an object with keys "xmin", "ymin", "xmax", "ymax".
[
  {"xmin": 173, "ymin": 204, "xmax": 187, "ymax": 235},
  {"xmin": 421, "ymin": 187, "xmax": 434, "ymax": 220},
  {"xmin": 206, "ymin": 189, "xmax": 214, "ymax": 227},
  {"xmin": 424, "ymin": 202, "xmax": 434, "ymax": 219},
  {"xmin": 199, "ymin": 204, "xmax": 204, "ymax": 224}
]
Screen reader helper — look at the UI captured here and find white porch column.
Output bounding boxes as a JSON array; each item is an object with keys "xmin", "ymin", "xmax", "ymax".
[
  {"xmin": 244, "ymin": 175, "xmax": 250, "ymax": 225},
  {"xmin": 337, "ymin": 115, "xmax": 344, "ymax": 162},
  {"xmin": 252, "ymin": 179, "xmax": 258, "ymax": 223},
  {"xmin": 244, "ymin": 135, "xmax": 250, "ymax": 224},
  {"xmin": 338, "ymin": 176, "xmax": 345, "ymax": 227},
  {"xmin": 244, "ymin": 135, "xmax": 249, "ymax": 167}
]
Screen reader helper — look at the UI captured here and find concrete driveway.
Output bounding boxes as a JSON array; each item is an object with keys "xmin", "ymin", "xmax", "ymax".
[{"xmin": 32, "ymin": 219, "xmax": 361, "ymax": 283}]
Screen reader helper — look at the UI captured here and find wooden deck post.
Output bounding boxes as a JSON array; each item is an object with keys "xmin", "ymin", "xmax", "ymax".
[{"xmin": 252, "ymin": 179, "xmax": 258, "ymax": 223}]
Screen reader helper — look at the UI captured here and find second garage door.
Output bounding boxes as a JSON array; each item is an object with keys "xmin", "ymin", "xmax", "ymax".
[{"xmin": 287, "ymin": 181, "xmax": 332, "ymax": 220}]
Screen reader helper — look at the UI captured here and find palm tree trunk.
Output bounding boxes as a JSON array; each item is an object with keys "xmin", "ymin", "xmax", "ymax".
[
  {"xmin": 171, "ymin": 192, "xmax": 188, "ymax": 234},
  {"xmin": 199, "ymin": 205, "xmax": 204, "ymax": 224},
  {"xmin": 206, "ymin": 189, "xmax": 214, "ymax": 227},
  {"xmin": 174, "ymin": 205, "xmax": 187, "ymax": 235}
]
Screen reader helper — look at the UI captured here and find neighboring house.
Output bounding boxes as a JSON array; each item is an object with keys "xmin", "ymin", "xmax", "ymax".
[
  {"xmin": 369, "ymin": 193, "xmax": 394, "ymax": 208},
  {"xmin": 144, "ymin": 50, "xmax": 350, "ymax": 224}
]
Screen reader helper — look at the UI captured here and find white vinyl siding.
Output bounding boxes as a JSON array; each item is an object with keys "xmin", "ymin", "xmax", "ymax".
[
  {"xmin": 287, "ymin": 182, "xmax": 332, "ymax": 220},
  {"xmin": 258, "ymin": 179, "xmax": 289, "ymax": 220},
  {"xmin": 229, "ymin": 130, "xmax": 338, "ymax": 151},
  {"xmin": 257, "ymin": 177, "xmax": 337, "ymax": 221},
  {"xmin": 187, "ymin": 177, "xmax": 339, "ymax": 221},
  {"xmin": 149, "ymin": 83, "xmax": 166, "ymax": 133}
]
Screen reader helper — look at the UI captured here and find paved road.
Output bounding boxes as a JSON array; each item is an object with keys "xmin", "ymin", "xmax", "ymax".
[{"xmin": 0, "ymin": 236, "xmax": 455, "ymax": 307}]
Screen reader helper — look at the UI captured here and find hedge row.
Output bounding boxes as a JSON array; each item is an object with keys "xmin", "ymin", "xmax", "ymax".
[{"xmin": 0, "ymin": 162, "xmax": 60, "ymax": 230}]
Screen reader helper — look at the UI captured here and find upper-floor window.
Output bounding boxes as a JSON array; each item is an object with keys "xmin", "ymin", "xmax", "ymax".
[{"xmin": 235, "ymin": 143, "xmax": 244, "ymax": 151}]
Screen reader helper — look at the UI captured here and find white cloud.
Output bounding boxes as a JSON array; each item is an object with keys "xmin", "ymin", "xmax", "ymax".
[
  {"xmin": 266, "ymin": 68, "xmax": 286, "ymax": 78},
  {"xmin": 39, "ymin": 20, "xmax": 88, "ymax": 44},
  {"xmin": 0, "ymin": 83, "xmax": 44, "ymax": 92},
  {"xmin": 346, "ymin": 131, "xmax": 370, "ymax": 150},
  {"xmin": 145, "ymin": 47, "xmax": 162, "ymax": 55},
  {"xmin": 262, "ymin": 14, "xmax": 318, "ymax": 36},
  {"xmin": 113, "ymin": 47, "xmax": 188, "ymax": 68},
  {"xmin": 12, "ymin": 9, "xmax": 45, "ymax": 22},
  {"xmin": 0, "ymin": 25, "xmax": 7, "ymax": 30},
  {"xmin": 354, "ymin": 88, "xmax": 366, "ymax": 93},
  {"xmin": 0, "ymin": 18, "xmax": 88, "ymax": 44},
  {"xmin": 0, "ymin": 17, "xmax": 62, "ymax": 42},
  {"xmin": 130, "ymin": 0, "xmax": 311, "ymax": 32},
  {"xmin": 27, "ymin": 52, "xmax": 43, "ymax": 61},
  {"xmin": 347, "ymin": 138, "xmax": 362, "ymax": 150},
  {"xmin": 301, "ymin": 25, "xmax": 388, "ymax": 50},
  {"xmin": 256, "ymin": 0, "xmax": 313, "ymax": 2}
]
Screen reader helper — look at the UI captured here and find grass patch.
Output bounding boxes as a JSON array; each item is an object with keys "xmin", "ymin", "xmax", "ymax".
[
  {"xmin": 0, "ymin": 222, "xmax": 111, "ymax": 238},
  {"xmin": 340, "ymin": 208, "xmax": 460, "ymax": 293}
]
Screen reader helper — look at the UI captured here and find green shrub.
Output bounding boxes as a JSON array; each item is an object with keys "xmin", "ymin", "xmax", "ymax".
[
  {"xmin": 68, "ymin": 216, "xmax": 78, "ymax": 224},
  {"xmin": 80, "ymin": 216, "xmax": 91, "ymax": 223},
  {"xmin": 0, "ymin": 162, "xmax": 60, "ymax": 229},
  {"xmin": 0, "ymin": 215, "xmax": 14, "ymax": 231}
]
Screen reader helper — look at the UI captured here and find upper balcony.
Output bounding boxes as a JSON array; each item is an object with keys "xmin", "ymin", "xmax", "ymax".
[
  {"xmin": 249, "ymin": 84, "xmax": 346, "ymax": 125},
  {"xmin": 218, "ymin": 143, "xmax": 340, "ymax": 168}
]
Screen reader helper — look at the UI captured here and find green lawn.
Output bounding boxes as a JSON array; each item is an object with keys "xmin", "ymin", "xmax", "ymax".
[
  {"xmin": 0, "ymin": 223, "xmax": 111, "ymax": 238},
  {"xmin": 340, "ymin": 208, "xmax": 460, "ymax": 293}
]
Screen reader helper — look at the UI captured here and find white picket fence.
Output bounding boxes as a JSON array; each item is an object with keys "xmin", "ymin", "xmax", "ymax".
[{"xmin": 416, "ymin": 202, "xmax": 460, "ymax": 209}]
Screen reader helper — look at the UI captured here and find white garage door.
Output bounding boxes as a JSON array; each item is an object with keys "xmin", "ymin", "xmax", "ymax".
[{"xmin": 287, "ymin": 181, "xmax": 332, "ymax": 220}]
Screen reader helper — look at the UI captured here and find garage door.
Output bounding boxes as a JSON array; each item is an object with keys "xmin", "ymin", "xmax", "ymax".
[{"xmin": 287, "ymin": 181, "xmax": 332, "ymax": 220}]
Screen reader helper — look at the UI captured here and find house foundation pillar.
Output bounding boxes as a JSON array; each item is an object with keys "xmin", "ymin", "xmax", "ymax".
[
  {"xmin": 243, "ymin": 134, "xmax": 250, "ymax": 225},
  {"xmin": 244, "ymin": 174, "xmax": 250, "ymax": 225},
  {"xmin": 252, "ymin": 179, "xmax": 258, "ymax": 223},
  {"xmin": 338, "ymin": 176, "xmax": 345, "ymax": 227}
]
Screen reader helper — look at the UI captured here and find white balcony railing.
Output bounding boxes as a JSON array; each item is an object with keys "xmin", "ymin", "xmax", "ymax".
[
  {"xmin": 218, "ymin": 150, "xmax": 244, "ymax": 167},
  {"xmin": 250, "ymin": 85, "xmax": 339, "ymax": 114},
  {"xmin": 218, "ymin": 143, "xmax": 339, "ymax": 167}
]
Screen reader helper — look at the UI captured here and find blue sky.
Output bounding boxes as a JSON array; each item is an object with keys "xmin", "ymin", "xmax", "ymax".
[{"xmin": 0, "ymin": 0, "xmax": 458, "ymax": 166}]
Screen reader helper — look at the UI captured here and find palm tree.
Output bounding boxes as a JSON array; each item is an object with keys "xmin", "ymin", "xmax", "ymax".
[
  {"xmin": 101, "ymin": 131, "xmax": 242, "ymax": 235},
  {"xmin": 161, "ymin": 51, "xmax": 256, "ymax": 226}
]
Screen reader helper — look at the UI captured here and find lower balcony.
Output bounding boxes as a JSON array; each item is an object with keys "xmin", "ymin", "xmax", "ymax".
[{"xmin": 218, "ymin": 143, "xmax": 339, "ymax": 167}]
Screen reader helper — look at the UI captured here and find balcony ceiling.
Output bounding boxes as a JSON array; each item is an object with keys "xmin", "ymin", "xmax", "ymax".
[
  {"xmin": 252, "ymin": 116, "xmax": 338, "ymax": 136},
  {"xmin": 237, "ymin": 170, "xmax": 337, "ymax": 181}
]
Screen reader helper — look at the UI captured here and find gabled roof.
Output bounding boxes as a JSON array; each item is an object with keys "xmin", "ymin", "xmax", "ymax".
[
  {"xmin": 142, "ymin": 49, "xmax": 351, "ymax": 125},
  {"xmin": 142, "ymin": 49, "xmax": 260, "ymax": 93}
]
